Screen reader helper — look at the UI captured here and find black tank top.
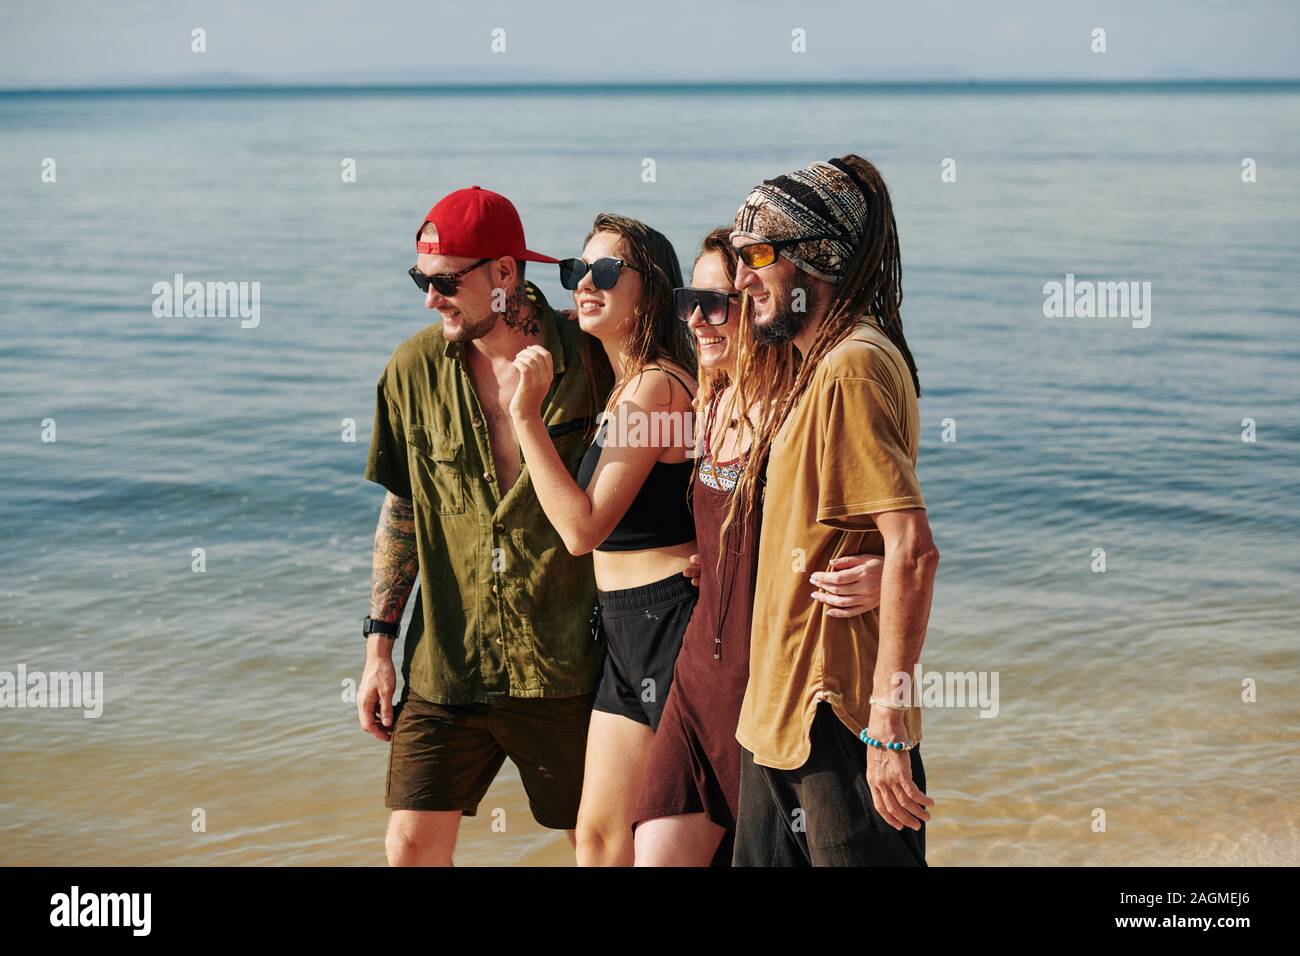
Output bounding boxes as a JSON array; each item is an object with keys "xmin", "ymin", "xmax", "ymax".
[{"xmin": 574, "ymin": 366, "xmax": 696, "ymax": 552}]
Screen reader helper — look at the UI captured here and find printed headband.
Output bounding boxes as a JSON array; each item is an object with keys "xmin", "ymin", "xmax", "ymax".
[{"xmin": 732, "ymin": 158, "xmax": 868, "ymax": 282}]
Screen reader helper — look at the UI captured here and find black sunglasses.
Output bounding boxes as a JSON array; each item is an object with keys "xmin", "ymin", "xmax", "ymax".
[
  {"xmin": 673, "ymin": 287, "xmax": 739, "ymax": 326},
  {"xmin": 409, "ymin": 258, "xmax": 492, "ymax": 296},
  {"xmin": 736, "ymin": 234, "xmax": 841, "ymax": 269},
  {"xmin": 559, "ymin": 257, "xmax": 642, "ymax": 291}
]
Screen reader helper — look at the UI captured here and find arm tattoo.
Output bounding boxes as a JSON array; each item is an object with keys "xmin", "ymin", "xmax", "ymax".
[{"xmin": 371, "ymin": 492, "xmax": 419, "ymax": 623}]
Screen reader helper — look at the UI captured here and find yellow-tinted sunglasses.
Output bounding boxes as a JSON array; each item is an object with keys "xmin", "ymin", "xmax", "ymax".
[{"xmin": 737, "ymin": 234, "xmax": 840, "ymax": 269}]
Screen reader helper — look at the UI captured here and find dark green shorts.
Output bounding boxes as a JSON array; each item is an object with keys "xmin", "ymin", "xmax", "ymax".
[{"xmin": 384, "ymin": 689, "xmax": 595, "ymax": 829}]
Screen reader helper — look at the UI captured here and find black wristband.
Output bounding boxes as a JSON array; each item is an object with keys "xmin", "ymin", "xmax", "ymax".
[{"xmin": 362, "ymin": 616, "xmax": 399, "ymax": 638}]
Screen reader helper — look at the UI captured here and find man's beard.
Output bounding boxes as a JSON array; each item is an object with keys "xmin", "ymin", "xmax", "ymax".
[
  {"xmin": 442, "ymin": 309, "xmax": 497, "ymax": 343},
  {"xmin": 442, "ymin": 284, "xmax": 536, "ymax": 341},
  {"xmin": 752, "ymin": 276, "xmax": 812, "ymax": 346}
]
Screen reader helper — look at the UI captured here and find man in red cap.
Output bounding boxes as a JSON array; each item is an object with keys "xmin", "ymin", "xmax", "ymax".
[{"xmin": 356, "ymin": 186, "xmax": 608, "ymax": 865}]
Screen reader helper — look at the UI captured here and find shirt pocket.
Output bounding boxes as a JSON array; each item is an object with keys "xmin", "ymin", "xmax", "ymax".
[{"xmin": 407, "ymin": 424, "xmax": 465, "ymax": 515}]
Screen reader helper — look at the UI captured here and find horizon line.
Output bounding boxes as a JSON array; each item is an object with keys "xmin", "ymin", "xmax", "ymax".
[{"xmin": 3, "ymin": 77, "xmax": 1300, "ymax": 96}]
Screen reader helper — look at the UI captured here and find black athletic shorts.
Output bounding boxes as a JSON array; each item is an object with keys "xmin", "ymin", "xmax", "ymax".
[{"xmin": 592, "ymin": 572, "xmax": 697, "ymax": 731}]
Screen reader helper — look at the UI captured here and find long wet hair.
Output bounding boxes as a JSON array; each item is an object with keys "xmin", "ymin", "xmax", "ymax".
[
  {"xmin": 581, "ymin": 213, "xmax": 695, "ymax": 419},
  {"xmin": 723, "ymin": 153, "xmax": 918, "ymax": 536}
]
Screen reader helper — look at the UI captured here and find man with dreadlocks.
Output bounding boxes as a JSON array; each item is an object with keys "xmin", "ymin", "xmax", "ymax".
[{"xmin": 727, "ymin": 155, "xmax": 939, "ymax": 866}]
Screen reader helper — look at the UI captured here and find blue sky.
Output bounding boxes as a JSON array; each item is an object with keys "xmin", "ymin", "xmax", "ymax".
[{"xmin": 2, "ymin": 0, "xmax": 1297, "ymax": 89}]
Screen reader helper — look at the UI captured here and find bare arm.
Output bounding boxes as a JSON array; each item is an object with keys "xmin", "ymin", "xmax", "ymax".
[
  {"xmin": 871, "ymin": 508, "xmax": 938, "ymax": 692},
  {"xmin": 513, "ymin": 409, "xmax": 664, "ymax": 554},
  {"xmin": 511, "ymin": 348, "xmax": 689, "ymax": 555},
  {"xmin": 864, "ymin": 507, "xmax": 939, "ymax": 830},
  {"xmin": 358, "ymin": 491, "xmax": 418, "ymax": 742}
]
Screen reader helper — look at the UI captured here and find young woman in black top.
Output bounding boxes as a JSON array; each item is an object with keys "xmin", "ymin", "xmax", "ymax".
[{"xmin": 509, "ymin": 212, "xmax": 698, "ymax": 866}]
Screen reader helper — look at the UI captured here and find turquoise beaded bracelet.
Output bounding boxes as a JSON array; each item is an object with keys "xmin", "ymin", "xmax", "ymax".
[{"xmin": 859, "ymin": 729, "xmax": 917, "ymax": 751}]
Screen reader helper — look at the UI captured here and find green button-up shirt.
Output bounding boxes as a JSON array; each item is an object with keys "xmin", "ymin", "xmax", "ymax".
[{"xmin": 364, "ymin": 282, "xmax": 606, "ymax": 703}]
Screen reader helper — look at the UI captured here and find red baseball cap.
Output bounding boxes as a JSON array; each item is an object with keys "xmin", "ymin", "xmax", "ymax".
[{"xmin": 415, "ymin": 185, "xmax": 558, "ymax": 264}]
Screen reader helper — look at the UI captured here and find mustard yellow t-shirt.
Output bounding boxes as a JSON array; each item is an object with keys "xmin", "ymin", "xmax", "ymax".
[{"xmin": 735, "ymin": 318, "xmax": 926, "ymax": 770}]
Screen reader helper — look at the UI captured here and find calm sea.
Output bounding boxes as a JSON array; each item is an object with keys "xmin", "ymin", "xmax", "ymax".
[{"xmin": 1, "ymin": 84, "xmax": 1297, "ymax": 865}]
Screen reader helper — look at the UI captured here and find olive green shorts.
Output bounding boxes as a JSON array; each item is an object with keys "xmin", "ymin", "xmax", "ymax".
[{"xmin": 384, "ymin": 689, "xmax": 595, "ymax": 829}]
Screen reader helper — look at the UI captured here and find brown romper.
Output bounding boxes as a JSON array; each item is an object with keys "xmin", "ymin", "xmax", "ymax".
[{"xmin": 631, "ymin": 393, "xmax": 762, "ymax": 866}]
